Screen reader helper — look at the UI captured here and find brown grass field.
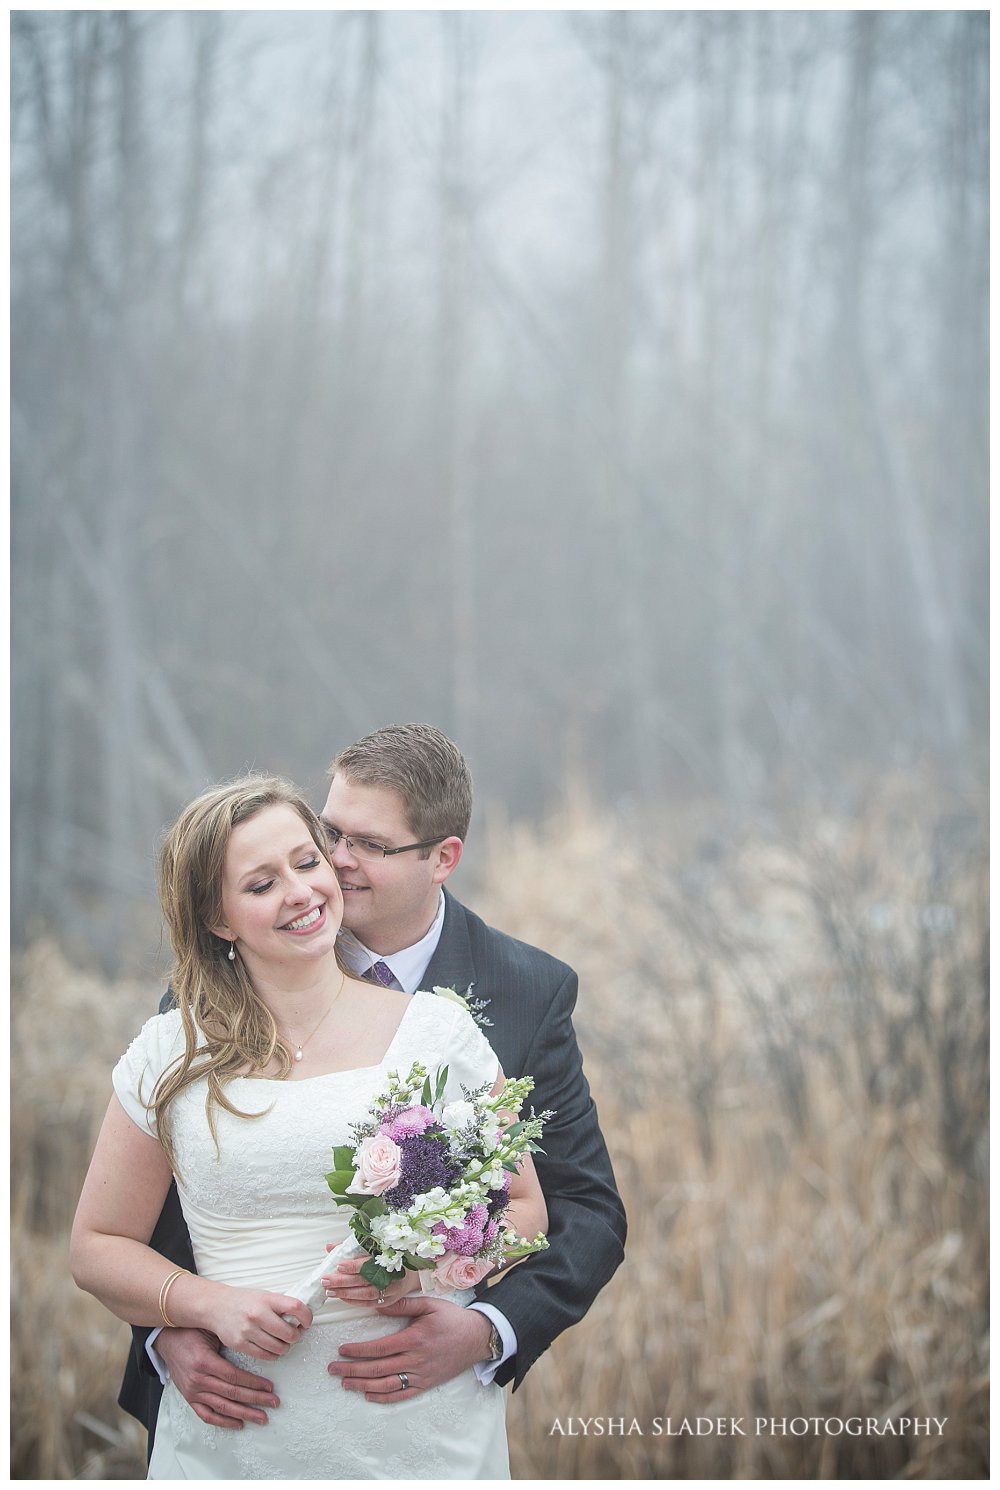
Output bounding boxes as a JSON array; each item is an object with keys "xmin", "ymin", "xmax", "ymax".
[{"xmin": 10, "ymin": 774, "xmax": 988, "ymax": 1479}]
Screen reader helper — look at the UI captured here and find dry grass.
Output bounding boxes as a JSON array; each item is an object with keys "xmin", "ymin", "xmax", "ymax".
[
  {"xmin": 11, "ymin": 774, "xmax": 988, "ymax": 1478},
  {"xmin": 11, "ymin": 946, "xmax": 153, "ymax": 1478}
]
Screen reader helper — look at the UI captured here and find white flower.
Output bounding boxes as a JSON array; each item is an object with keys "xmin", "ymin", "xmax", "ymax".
[
  {"xmin": 413, "ymin": 1235, "xmax": 447, "ymax": 1259},
  {"xmin": 430, "ymin": 984, "xmax": 493, "ymax": 1031},
  {"xmin": 431, "ymin": 985, "xmax": 471, "ymax": 1011},
  {"xmin": 370, "ymin": 1214, "xmax": 419, "ymax": 1250},
  {"xmin": 441, "ymin": 1100, "xmax": 476, "ymax": 1131},
  {"xmin": 407, "ymin": 1188, "xmax": 449, "ymax": 1219}
]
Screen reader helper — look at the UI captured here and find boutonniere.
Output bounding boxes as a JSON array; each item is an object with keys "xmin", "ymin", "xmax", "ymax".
[{"xmin": 431, "ymin": 983, "xmax": 494, "ymax": 1031}]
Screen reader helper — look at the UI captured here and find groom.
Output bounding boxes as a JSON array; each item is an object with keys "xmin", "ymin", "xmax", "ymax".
[{"xmin": 119, "ymin": 723, "xmax": 626, "ymax": 1440}]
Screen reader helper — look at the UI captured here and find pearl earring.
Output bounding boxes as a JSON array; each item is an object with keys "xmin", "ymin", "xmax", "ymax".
[{"xmin": 228, "ymin": 941, "xmax": 236, "ymax": 961}]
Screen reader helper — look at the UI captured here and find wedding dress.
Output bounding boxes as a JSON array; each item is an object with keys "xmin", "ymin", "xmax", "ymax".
[{"xmin": 113, "ymin": 992, "xmax": 510, "ymax": 1480}]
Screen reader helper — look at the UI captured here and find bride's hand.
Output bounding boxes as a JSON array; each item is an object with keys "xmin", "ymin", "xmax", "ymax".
[
  {"xmin": 209, "ymin": 1288, "xmax": 313, "ymax": 1360},
  {"xmin": 321, "ymin": 1254, "xmax": 419, "ymax": 1307}
]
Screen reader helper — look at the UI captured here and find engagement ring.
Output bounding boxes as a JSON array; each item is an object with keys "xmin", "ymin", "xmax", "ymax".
[
  {"xmin": 377, "ymin": 1289, "xmax": 386, "ymax": 1304},
  {"xmin": 398, "ymin": 1372, "xmax": 409, "ymax": 1390}
]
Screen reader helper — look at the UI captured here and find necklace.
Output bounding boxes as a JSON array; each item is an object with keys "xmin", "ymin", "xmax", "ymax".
[{"xmin": 277, "ymin": 975, "xmax": 345, "ymax": 1064}]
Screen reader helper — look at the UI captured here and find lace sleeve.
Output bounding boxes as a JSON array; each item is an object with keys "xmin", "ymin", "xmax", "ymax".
[{"xmin": 111, "ymin": 1011, "xmax": 183, "ymax": 1137}]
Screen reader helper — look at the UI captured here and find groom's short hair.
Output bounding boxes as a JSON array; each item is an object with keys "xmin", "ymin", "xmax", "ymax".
[{"xmin": 329, "ymin": 724, "xmax": 473, "ymax": 845}]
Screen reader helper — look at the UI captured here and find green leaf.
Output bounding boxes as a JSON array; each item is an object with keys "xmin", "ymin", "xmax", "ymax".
[
  {"xmin": 360, "ymin": 1259, "xmax": 403, "ymax": 1290},
  {"xmin": 421, "ymin": 1075, "xmax": 433, "ymax": 1106},
  {"xmin": 324, "ymin": 1168, "xmax": 356, "ymax": 1195},
  {"xmin": 331, "ymin": 1145, "xmax": 356, "ymax": 1171},
  {"xmin": 434, "ymin": 1065, "xmax": 449, "ymax": 1103},
  {"xmin": 358, "ymin": 1196, "xmax": 387, "ymax": 1218},
  {"xmin": 401, "ymin": 1251, "xmax": 438, "ymax": 1271}
]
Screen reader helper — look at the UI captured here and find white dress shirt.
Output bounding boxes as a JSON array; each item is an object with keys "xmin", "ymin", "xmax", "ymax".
[
  {"xmin": 335, "ymin": 890, "xmax": 447, "ymax": 993},
  {"xmin": 148, "ymin": 890, "xmax": 516, "ymax": 1386}
]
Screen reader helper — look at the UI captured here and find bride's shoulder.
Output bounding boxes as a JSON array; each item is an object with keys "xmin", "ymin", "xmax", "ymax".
[
  {"xmin": 113, "ymin": 1008, "xmax": 191, "ymax": 1136},
  {"xmin": 407, "ymin": 988, "xmax": 497, "ymax": 1068},
  {"xmin": 410, "ymin": 985, "xmax": 470, "ymax": 1026},
  {"xmin": 119, "ymin": 1006, "xmax": 187, "ymax": 1070}
]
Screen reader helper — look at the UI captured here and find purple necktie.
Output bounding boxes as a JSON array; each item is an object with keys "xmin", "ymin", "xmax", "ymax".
[{"xmin": 364, "ymin": 960, "xmax": 396, "ymax": 988}]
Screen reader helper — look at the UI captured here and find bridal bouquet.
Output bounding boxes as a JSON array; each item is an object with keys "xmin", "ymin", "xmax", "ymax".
[{"xmin": 325, "ymin": 1061, "xmax": 551, "ymax": 1294}]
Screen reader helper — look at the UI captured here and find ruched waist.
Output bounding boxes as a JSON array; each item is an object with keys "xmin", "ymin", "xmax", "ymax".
[{"xmin": 178, "ymin": 1190, "xmax": 372, "ymax": 1325}]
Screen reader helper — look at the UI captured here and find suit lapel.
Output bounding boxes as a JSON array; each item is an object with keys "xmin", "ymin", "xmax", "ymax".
[
  {"xmin": 422, "ymin": 891, "xmax": 521, "ymax": 1077},
  {"xmin": 421, "ymin": 889, "xmax": 477, "ymax": 993}
]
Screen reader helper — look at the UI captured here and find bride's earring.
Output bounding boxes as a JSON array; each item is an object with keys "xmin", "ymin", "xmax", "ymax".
[{"xmin": 228, "ymin": 941, "xmax": 237, "ymax": 961}]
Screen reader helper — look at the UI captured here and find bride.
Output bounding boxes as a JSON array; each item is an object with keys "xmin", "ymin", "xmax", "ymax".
[{"xmin": 71, "ymin": 774, "xmax": 546, "ymax": 1479}]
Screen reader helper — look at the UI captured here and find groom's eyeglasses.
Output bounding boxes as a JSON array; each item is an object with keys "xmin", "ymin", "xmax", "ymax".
[{"xmin": 322, "ymin": 824, "xmax": 447, "ymax": 861}]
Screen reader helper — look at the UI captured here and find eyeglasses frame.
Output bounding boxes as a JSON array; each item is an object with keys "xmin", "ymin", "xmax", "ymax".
[{"xmin": 323, "ymin": 826, "xmax": 448, "ymax": 860}]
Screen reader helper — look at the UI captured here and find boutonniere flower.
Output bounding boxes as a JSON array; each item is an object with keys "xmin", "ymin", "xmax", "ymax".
[{"xmin": 430, "ymin": 983, "xmax": 494, "ymax": 1031}]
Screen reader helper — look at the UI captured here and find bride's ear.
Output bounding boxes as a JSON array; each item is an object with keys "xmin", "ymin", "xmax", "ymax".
[{"xmin": 208, "ymin": 920, "xmax": 232, "ymax": 942}]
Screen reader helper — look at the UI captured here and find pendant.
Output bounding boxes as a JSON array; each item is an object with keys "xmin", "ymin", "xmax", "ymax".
[{"xmin": 294, "ymin": 1048, "xmax": 303, "ymax": 1062}]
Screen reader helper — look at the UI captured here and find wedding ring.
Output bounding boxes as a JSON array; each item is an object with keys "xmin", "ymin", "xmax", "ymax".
[
  {"xmin": 398, "ymin": 1372, "xmax": 409, "ymax": 1390},
  {"xmin": 377, "ymin": 1289, "xmax": 386, "ymax": 1304}
]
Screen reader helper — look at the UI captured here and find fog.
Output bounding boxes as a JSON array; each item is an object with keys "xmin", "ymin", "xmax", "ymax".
[{"xmin": 11, "ymin": 11, "xmax": 988, "ymax": 969}]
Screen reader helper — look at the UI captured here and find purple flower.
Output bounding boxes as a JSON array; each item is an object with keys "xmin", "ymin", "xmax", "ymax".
[
  {"xmin": 383, "ymin": 1134, "xmax": 457, "ymax": 1209},
  {"xmin": 485, "ymin": 1172, "xmax": 511, "ymax": 1217},
  {"xmin": 381, "ymin": 1104, "xmax": 437, "ymax": 1142},
  {"xmin": 433, "ymin": 1203, "xmax": 489, "ymax": 1257}
]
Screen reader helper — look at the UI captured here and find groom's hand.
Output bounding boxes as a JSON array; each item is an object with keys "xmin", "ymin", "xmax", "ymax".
[
  {"xmin": 156, "ymin": 1328, "xmax": 280, "ymax": 1428},
  {"xmin": 328, "ymin": 1296, "xmax": 493, "ymax": 1403}
]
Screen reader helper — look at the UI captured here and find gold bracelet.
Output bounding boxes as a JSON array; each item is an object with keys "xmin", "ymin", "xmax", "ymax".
[{"xmin": 158, "ymin": 1267, "xmax": 189, "ymax": 1327}]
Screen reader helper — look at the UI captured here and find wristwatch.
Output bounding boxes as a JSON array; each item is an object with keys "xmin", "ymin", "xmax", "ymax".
[{"xmin": 487, "ymin": 1323, "xmax": 502, "ymax": 1362}]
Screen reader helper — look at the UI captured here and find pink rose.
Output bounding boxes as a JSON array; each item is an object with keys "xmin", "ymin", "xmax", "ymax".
[
  {"xmin": 434, "ymin": 1251, "xmax": 493, "ymax": 1290},
  {"xmin": 347, "ymin": 1135, "xmax": 402, "ymax": 1196},
  {"xmin": 381, "ymin": 1105, "xmax": 436, "ymax": 1141}
]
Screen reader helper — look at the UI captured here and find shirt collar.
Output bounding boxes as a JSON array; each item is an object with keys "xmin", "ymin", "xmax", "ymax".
[{"xmin": 339, "ymin": 890, "xmax": 446, "ymax": 994}]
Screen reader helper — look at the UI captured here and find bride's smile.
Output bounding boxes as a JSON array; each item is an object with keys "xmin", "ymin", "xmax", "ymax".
[{"xmin": 279, "ymin": 903, "xmax": 326, "ymax": 934}]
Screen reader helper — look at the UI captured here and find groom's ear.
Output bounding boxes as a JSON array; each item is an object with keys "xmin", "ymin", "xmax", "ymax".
[{"xmin": 431, "ymin": 837, "xmax": 463, "ymax": 885}]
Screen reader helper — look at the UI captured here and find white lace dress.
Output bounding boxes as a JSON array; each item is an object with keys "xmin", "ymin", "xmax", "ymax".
[{"xmin": 113, "ymin": 992, "xmax": 510, "ymax": 1480}]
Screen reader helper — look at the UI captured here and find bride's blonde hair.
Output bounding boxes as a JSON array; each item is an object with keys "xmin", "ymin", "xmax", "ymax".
[{"xmin": 150, "ymin": 773, "xmax": 346, "ymax": 1171}]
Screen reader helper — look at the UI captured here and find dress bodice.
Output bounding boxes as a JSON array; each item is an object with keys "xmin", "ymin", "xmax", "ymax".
[{"xmin": 114, "ymin": 991, "xmax": 499, "ymax": 1299}]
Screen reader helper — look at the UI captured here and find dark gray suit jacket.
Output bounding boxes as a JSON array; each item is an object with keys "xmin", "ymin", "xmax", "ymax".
[
  {"xmin": 421, "ymin": 890, "xmax": 626, "ymax": 1387},
  {"xmin": 119, "ymin": 889, "xmax": 626, "ymax": 1431}
]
